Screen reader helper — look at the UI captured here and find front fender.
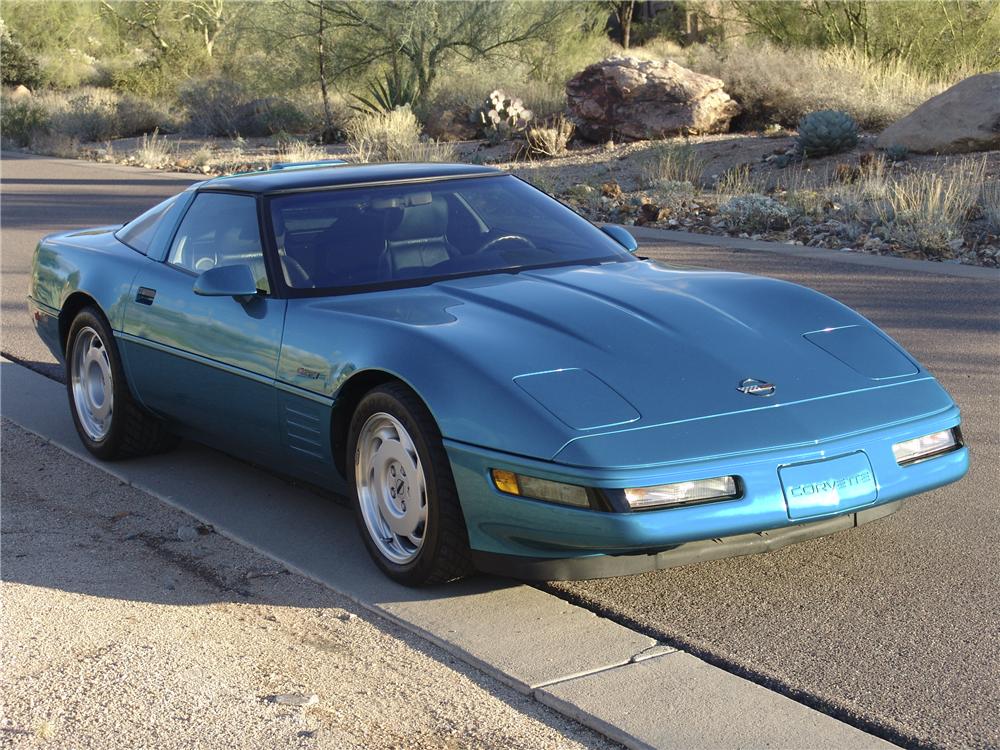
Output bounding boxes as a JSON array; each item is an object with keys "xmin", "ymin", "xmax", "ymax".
[{"xmin": 278, "ymin": 298, "xmax": 574, "ymax": 461}]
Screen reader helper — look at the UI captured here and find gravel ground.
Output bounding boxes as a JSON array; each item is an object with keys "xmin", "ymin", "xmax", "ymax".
[{"xmin": 0, "ymin": 420, "xmax": 618, "ymax": 750}]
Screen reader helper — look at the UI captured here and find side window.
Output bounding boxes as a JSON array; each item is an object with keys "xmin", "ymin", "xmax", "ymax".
[
  {"xmin": 167, "ymin": 192, "xmax": 270, "ymax": 293},
  {"xmin": 115, "ymin": 195, "xmax": 178, "ymax": 255}
]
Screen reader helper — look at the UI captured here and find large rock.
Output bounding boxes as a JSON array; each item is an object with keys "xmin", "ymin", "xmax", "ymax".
[
  {"xmin": 566, "ymin": 56, "xmax": 740, "ymax": 142},
  {"xmin": 877, "ymin": 73, "xmax": 1000, "ymax": 154}
]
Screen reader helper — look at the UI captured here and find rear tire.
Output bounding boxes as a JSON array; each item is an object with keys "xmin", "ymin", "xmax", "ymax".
[
  {"xmin": 66, "ymin": 307, "xmax": 177, "ymax": 460},
  {"xmin": 347, "ymin": 383, "xmax": 473, "ymax": 586}
]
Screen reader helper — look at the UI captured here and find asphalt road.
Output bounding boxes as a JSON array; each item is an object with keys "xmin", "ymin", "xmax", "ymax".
[{"xmin": 3, "ymin": 153, "xmax": 998, "ymax": 749}]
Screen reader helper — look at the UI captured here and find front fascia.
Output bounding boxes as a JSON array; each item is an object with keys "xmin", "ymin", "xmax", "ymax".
[{"xmin": 446, "ymin": 404, "xmax": 966, "ymax": 559}]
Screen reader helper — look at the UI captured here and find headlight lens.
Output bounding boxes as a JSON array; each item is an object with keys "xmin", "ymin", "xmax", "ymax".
[
  {"xmin": 624, "ymin": 476, "xmax": 739, "ymax": 510},
  {"xmin": 892, "ymin": 429, "xmax": 960, "ymax": 466},
  {"xmin": 490, "ymin": 469, "xmax": 591, "ymax": 508}
]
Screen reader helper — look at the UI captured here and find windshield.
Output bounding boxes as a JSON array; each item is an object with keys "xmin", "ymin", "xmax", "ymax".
[{"xmin": 268, "ymin": 174, "xmax": 634, "ymax": 292}]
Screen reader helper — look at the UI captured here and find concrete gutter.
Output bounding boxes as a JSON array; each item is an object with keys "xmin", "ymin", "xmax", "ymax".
[
  {"xmin": 1, "ymin": 358, "xmax": 895, "ymax": 749},
  {"xmin": 619, "ymin": 225, "xmax": 1000, "ymax": 280}
]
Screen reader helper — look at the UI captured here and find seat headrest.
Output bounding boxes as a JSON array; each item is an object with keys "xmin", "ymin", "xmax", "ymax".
[{"xmin": 385, "ymin": 197, "xmax": 448, "ymax": 242}]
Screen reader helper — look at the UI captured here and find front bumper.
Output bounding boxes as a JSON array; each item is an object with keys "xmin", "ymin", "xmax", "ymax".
[{"xmin": 445, "ymin": 405, "xmax": 968, "ymax": 580}]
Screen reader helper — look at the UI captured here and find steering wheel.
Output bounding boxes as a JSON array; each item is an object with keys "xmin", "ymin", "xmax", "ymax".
[{"xmin": 476, "ymin": 234, "xmax": 536, "ymax": 254}]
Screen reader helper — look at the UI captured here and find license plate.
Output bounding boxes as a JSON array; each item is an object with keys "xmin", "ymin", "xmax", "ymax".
[{"xmin": 779, "ymin": 452, "xmax": 878, "ymax": 520}]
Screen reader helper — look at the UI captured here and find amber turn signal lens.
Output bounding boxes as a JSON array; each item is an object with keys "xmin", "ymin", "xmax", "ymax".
[{"xmin": 491, "ymin": 469, "xmax": 521, "ymax": 495}]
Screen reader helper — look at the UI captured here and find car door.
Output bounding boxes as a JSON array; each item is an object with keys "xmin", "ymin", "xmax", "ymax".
[{"xmin": 120, "ymin": 190, "xmax": 286, "ymax": 461}]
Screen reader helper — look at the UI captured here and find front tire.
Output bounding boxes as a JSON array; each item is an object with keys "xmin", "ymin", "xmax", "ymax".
[
  {"xmin": 66, "ymin": 307, "xmax": 176, "ymax": 460},
  {"xmin": 347, "ymin": 383, "xmax": 473, "ymax": 585}
]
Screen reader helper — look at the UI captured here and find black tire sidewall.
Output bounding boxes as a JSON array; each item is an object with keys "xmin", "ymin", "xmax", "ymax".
[
  {"xmin": 65, "ymin": 307, "xmax": 130, "ymax": 460},
  {"xmin": 346, "ymin": 385, "xmax": 461, "ymax": 585}
]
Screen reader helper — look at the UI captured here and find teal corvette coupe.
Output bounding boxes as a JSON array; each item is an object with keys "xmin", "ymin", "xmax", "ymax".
[{"xmin": 29, "ymin": 161, "xmax": 968, "ymax": 585}]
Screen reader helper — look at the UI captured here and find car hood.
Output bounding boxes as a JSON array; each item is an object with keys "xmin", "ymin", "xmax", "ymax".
[{"xmin": 302, "ymin": 259, "xmax": 945, "ymax": 463}]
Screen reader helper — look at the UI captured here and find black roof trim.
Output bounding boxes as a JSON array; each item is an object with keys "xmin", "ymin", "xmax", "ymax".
[{"xmin": 198, "ymin": 162, "xmax": 502, "ymax": 194}]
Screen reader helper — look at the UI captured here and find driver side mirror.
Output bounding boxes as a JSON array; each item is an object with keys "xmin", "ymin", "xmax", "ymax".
[
  {"xmin": 193, "ymin": 264, "xmax": 259, "ymax": 302},
  {"xmin": 601, "ymin": 225, "xmax": 639, "ymax": 253}
]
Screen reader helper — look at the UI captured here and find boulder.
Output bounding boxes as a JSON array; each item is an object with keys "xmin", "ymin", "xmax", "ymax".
[
  {"xmin": 10, "ymin": 84, "xmax": 31, "ymax": 99},
  {"xmin": 566, "ymin": 56, "xmax": 740, "ymax": 142},
  {"xmin": 877, "ymin": 73, "xmax": 1000, "ymax": 154}
]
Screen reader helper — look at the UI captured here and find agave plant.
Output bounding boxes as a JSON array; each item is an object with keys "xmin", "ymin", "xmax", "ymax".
[
  {"xmin": 796, "ymin": 110, "xmax": 859, "ymax": 158},
  {"xmin": 351, "ymin": 67, "xmax": 418, "ymax": 115}
]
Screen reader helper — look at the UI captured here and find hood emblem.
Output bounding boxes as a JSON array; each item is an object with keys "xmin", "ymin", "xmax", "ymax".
[{"xmin": 737, "ymin": 378, "xmax": 775, "ymax": 397}]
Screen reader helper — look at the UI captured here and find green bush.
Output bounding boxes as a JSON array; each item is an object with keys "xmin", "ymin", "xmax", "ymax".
[
  {"xmin": 0, "ymin": 95, "xmax": 50, "ymax": 147},
  {"xmin": 0, "ymin": 20, "xmax": 42, "ymax": 89}
]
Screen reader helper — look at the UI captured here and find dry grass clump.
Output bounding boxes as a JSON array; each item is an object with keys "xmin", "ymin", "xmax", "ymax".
[
  {"xmin": 276, "ymin": 139, "xmax": 330, "ymax": 164},
  {"xmin": 130, "ymin": 129, "xmax": 174, "ymax": 169},
  {"xmin": 714, "ymin": 163, "xmax": 769, "ymax": 198},
  {"xmin": 346, "ymin": 107, "xmax": 455, "ymax": 163},
  {"xmin": 674, "ymin": 42, "xmax": 953, "ymax": 130},
  {"xmin": 874, "ymin": 157, "xmax": 986, "ymax": 255},
  {"xmin": 638, "ymin": 142, "xmax": 706, "ymax": 187},
  {"xmin": 526, "ymin": 114, "xmax": 575, "ymax": 157}
]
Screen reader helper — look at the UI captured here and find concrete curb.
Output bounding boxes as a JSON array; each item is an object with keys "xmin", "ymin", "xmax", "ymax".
[
  {"xmin": 2, "ymin": 358, "xmax": 896, "ymax": 749},
  {"xmin": 620, "ymin": 225, "xmax": 1000, "ymax": 280}
]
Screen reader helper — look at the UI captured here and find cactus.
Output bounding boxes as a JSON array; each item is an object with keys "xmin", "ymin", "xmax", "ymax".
[
  {"xmin": 477, "ymin": 90, "xmax": 532, "ymax": 144},
  {"xmin": 796, "ymin": 110, "xmax": 859, "ymax": 157}
]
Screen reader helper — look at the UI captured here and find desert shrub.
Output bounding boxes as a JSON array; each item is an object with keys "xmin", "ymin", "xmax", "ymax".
[
  {"xmin": 115, "ymin": 93, "xmax": 175, "ymax": 137},
  {"xmin": 45, "ymin": 90, "xmax": 120, "ymax": 142},
  {"xmin": 418, "ymin": 59, "xmax": 566, "ymax": 134},
  {"xmin": 676, "ymin": 41, "xmax": 952, "ymax": 131},
  {"xmin": 35, "ymin": 48, "xmax": 103, "ymax": 90},
  {"xmin": 178, "ymin": 77, "xmax": 308, "ymax": 137},
  {"xmin": 719, "ymin": 194, "xmax": 790, "ymax": 232},
  {"xmin": 645, "ymin": 180, "xmax": 697, "ymax": 212},
  {"xmin": 874, "ymin": 158, "xmax": 986, "ymax": 255},
  {"xmin": 982, "ymin": 180, "xmax": 1000, "ymax": 234},
  {"xmin": 0, "ymin": 20, "xmax": 42, "ymax": 89},
  {"xmin": 1, "ymin": 95, "xmax": 50, "ymax": 147},
  {"xmin": 178, "ymin": 76, "xmax": 246, "ymax": 136},
  {"xmin": 346, "ymin": 106, "xmax": 455, "ymax": 163},
  {"xmin": 526, "ymin": 114, "xmax": 575, "ymax": 157},
  {"xmin": 639, "ymin": 142, "xmax": 706, "ymax": 187},
  {"xmin": 28, "ymin": 132, "xmax": 80, "ymax": 159}
]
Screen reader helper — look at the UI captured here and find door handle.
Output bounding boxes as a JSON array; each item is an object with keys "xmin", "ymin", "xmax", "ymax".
[{"xmin": 135, "ymin": 287, "xmax": 156, "ymax": 305}]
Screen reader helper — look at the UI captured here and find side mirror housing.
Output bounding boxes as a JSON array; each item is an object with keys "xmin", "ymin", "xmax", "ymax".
[
  {"xmin": 602, "ymin": 225, "xmax": 639, "ymax": 253},
  {"xmin": 193, "ymin": 264, "xmax": 259, "ymax": 302}
]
